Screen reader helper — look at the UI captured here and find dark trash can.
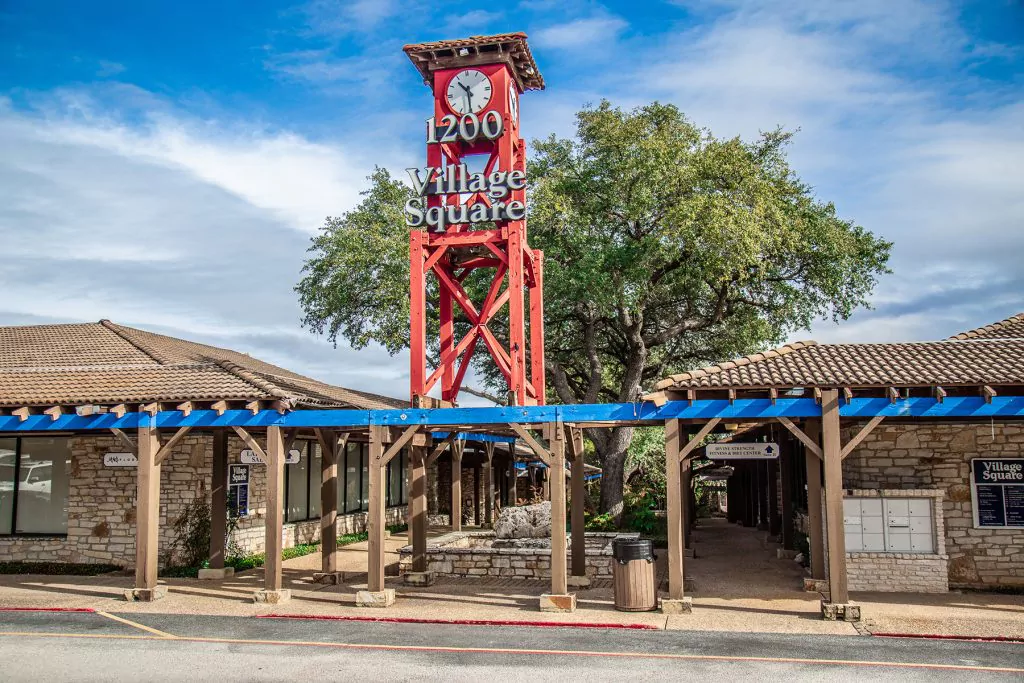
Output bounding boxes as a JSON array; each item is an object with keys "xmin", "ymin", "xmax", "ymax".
[{"xmin": 611, "ymin": 537, "xmax": 656, "ymax": 612}]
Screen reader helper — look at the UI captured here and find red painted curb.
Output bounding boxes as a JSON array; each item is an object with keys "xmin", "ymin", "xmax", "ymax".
[
  {"xmin": 256, "ymin": 614, "xmax": 659, "ymax": 630},
  {"xmin": 873, "ymin": 632, "xmax": 1024, "ymax": 644},
  {"xmin": 0, "ymin": 607, "xmax": 96, "ymax": 613}
]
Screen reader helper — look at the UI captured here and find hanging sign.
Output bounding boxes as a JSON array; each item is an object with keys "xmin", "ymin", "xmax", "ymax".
[
  {"xmin": 971, "ymin": 458, "xmax": 1024, "ymax": 528},
  {"xmin": 706, "ymin": 443, "xmax": 779, "ymax": 460},
  {"xmin": 227, "ymin": 464, "xmax": 250, "ymax": 518},
  {"xmin": 104, "ymin": 452, "xmax": 138, "ymax": 467},
  {"xmin": 240, "ymin": 448, "xmax": 301, "ymax": 465}
]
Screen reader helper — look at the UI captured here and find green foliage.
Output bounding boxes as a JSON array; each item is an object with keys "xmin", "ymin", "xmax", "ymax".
[
  {"xmin": 0, "ymin": 562, "xmax": 120, "ymax": 576},
  {"xmin": 165, "ymin": 496, "xmax": 211, "ymax": 569},
  {"xmin": 625, "ymin": 426, "xmax": 667, "ymax": 507},
  {"xmin": 624, "ymin": 491, "xmax": 667, "ymax": 536},
  {"xmin": 584, "ymin": 511, "xmax": 618, "ymax": 531},
  {"xmin": 295, "ymin": 100, "xmax": 893, "ymax": 515}
]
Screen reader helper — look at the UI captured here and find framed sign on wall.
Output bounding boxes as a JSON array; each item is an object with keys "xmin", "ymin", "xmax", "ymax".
[
  {"xmin": 970, "ymin": 458, "xmax": 1024, "ymax": 528},
  {"xmin": 227, "ymin": 464, "xmax": 250, "ymax": 518}
]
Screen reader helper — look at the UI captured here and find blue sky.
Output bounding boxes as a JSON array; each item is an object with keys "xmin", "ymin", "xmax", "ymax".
[{"xmin": 1, "ymin": 1, "xmax": 1022, "ymax": 403}]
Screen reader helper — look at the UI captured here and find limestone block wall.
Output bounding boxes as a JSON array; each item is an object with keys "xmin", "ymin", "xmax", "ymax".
[{"xmin": 842, "ymin": 423, "xmax": 1024, "ymax": 589}]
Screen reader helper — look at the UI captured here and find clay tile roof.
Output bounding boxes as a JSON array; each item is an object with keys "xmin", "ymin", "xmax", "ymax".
[
  {"xmin": 0, "ymin": 321, "xmax": 406, "ymax": 410},
  {"xmin": 403, "ymin": 32, "xmax": 545, "ymax": 91},
  {"xmin": 653, "ymin": 314, "xmax": 1024, "ymax": 393},
  {"xmin": 947, "ymin": 312, "xmax": 1024, "ymax": 340}
]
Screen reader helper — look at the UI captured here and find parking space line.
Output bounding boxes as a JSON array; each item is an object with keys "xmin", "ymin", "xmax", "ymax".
[
  {"xmin": 0, "ymin": 630, "xmax": 1020, "ymax": 674},
  {"xmin": 94, "ymin": 612, "xmax": 179, "ymax": 639}
]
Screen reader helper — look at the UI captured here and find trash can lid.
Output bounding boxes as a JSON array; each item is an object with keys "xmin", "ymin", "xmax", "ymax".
[{"xmin": 611, "ymin": 537, "xmax": 653, "ymax": 560}]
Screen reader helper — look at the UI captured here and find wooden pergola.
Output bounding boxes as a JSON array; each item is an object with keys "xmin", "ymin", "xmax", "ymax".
[{"xmin": 4, "ymin": 391, "xmax": 1023, "ymax": 614}]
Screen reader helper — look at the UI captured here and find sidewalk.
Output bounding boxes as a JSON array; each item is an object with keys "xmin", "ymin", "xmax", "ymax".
[{"xmin": 0, "ymin": 527, "xmax": 1020, "ymax": 639}]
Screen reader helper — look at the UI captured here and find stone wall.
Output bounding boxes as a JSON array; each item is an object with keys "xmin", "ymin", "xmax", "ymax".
[
  {"xmin": 398, "ymin": 531, "xmax": 632, "ymax": 580},
  {"xmin": 0, "ymin": 433, "xmax": 406, "ymax": 567},
  {"xmin": 842, "ymin": 423, "xmax": 1024, "ymax": 589}
]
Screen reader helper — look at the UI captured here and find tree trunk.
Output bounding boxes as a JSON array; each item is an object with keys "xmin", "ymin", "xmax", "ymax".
[{"xmin": 594, "ymin": 426, "xmax": 634, "ymax": 522}]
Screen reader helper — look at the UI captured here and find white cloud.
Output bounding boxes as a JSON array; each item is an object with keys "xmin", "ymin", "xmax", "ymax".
[{"xmin": 533, "ymin": 16, "xmax": 627, "ymax": 49}]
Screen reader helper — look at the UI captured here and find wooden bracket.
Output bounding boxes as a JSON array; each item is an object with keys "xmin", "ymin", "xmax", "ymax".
[
  {"xmin": 212, "ymin": 400, "xmax": 228, "ymax": 416},
  {"xmin": 888, "ymin": 387, "xmax": 899, "ymax": 404},
  {"xmin": 484, "ymin": 441, "xmax": 495, "ymax": 462},
  {"xmin": 176, "ymin": 401, "xmax": 193, "ymax": 417},
  {"xmin": 933, "ymin": 386, "xmax": 947, "ymax": 403},
  {"xmin": 768, "ymin": 388, "xmax": 778, "ymax": 405},
  {"xmin": 141, "ymin": 402, "xmax": 158, "ymax": 417},
  {"xmin": 842, "ymin": 387, "xmax": 853, "ymax": 403},
  {"xmin": 43, "ymin": 406, "xmax": 62, "ymax": 421},
  {"xmin": 153, "ymin": 426, "xmax": 192, "ymax": 466},
  {"xmin": 840, "ymin": 415, "xmax": 885, "ymax": 459},
  {"xmin": 12, "ymin": 407, "xmax": 30, "ymax": 422},
  {"xmin": 509, "ymin": 423, "xmax": 551, "ymax": 466},
  {"xmin": 378, "ymin": 425, "xmax": 421, "ymax": 467},
  {"xmin": 777, "ymin": 417, "xmax": 823, "ymax": 460},
  {"xmin": 425, "ymin": 433, "xmax": 458, "ymax": 467},
  {"xmin": 677, "ymin": 418, "xmax": 720, "ymax": 464},
  {"xmin": 111, "ymin": 404, "xmax": 127, "ymax": 418},
  {"xmin": 232, "ymin": 426, "xmax": 267, "ymax": 463},
  {"xmin": 812, "ymin": 387, "xmax": 822, "ymax": 405},
  {"xmin": 982, "ymin": 385, "xmax": 996, "ymax": 404},
  {"xmin": 245, "ymin": 400, "xmax": 261, "ymax": 415},
  {"xmin": 110, "ymin": 428, "xmax": 137, "ymax": 454}
]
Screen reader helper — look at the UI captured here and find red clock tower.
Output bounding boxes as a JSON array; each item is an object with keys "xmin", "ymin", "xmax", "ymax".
[{"xmin": 403, "ymin": 34, "xmax": 545, "ymax": 407}]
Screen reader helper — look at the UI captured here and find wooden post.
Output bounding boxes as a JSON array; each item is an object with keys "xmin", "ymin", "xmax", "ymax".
[
  {"xmin": 264, "ymin": 426, "xmax": 285, "ymax": 593},
  {"xmin": 134, "ymin": 425, "xmax": 161, "ymax": 595},
  {"xmin": 508, "ymin": 454, "xmax": 517, "ymax": 505},
  {"xmin": 451, "ymin": 440, "xmax": 462, "ymax": 531},
  {"xmin": 821, "ymin": 389, "xmax": 849, "ymax": 604},
  {"xmin": 368, "ymin": 426, "xmax": 387, "ymax": 592},
  {"xmin": 319, "ymin": 433, "xmax": 338, "ymax": 574},
  {"xmin": 570, "ymin": 428, "xmax": 586, "ymax": 580},
  {"xmin": 726, "ymin": 473, "xmax": 737, "ymax": 523},
  {"xmin": 805, "ymin": 420, "xmax": 826, "ymax": 581},
  {"xmin": 665, "ymin": 419, "xmax": 685, "ymax": 600},
  {"xmin": 681, "ymin": 457, "xmax": 692, "ymax": 549},
  {"xmin": 410, "ymin": 445, "xmax": 428, "ymax": 572},
  {"xmin": 542, "ymin": 467, "xmax": 550, "ymax": 501},
  {"xmin": 757, "ymin": 459, "xmax": 770, "ymax": 531},
  {"xmin": 209, "ymin": 430, "xmax": 228, "ymax": 570},
  {"xmin": 768, "ymin": 458, "xmax": 781, "ymax": 538},
  {"xmin": 484, "ymin": 443, "xmax": 495, "ymax": 526},
  {"xmin": 473, "ymin": 462, "xmax": 481, "ymax": 526},
  {"xmin": 549, "ymin": 423, "xmax": 568, "ymax": 596},
  {"xmin": 744, "ymin": 463, "xmax": 757, "ymax": 527},
  {"xmin": 780, "ymin": 443, "xmax": 796, "ymax": 549}
]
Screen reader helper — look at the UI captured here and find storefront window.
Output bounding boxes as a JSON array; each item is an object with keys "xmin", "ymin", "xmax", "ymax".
[
  {"xmin": 0, "ymin": 439, "xmax": 15, "ymax": 534},
  {"xmin": 285, "ymin": 442, "xmax": 310, "ymax": 523},
  {"xmin": 10, "ymin": 437, "xmax": 71, "ymax": 535},
  {"xmin": 309, "ymin": 443, "xmax": 322, "ymax": 518},
  {"xmin": 360, "ymin": 447, "xmax": 369, "ymax": 512},
  {"xmin": 345, "ymin": 442, "xmax": 361, "ymax": 514}
]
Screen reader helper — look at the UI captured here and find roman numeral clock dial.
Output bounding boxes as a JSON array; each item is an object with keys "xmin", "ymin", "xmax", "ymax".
[{"xmin": 446, "ymin": 69, "xmax": 492, "ymax": 115}]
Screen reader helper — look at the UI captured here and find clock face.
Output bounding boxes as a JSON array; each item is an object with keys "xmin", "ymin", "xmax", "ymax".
[
  {"xmin": 508, "ymin": 84, "xmax": 519, "ymax": 124},
  {"xmin": 446, "ymin": 69, "xmax": 492, "ymax": 115}
]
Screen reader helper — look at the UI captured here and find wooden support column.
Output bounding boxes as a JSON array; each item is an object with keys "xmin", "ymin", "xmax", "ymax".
[
  {"xmin": 133, "ymin": 425, "xmax": 161, "ymax": 597},
  {"xmin": 548, "ymin": 423, "xmax": 568, "ymax": 597},
  {"xmin": 484, "ymin": 443, "xmax": 495, "ymax": 527},
  {"xmin": 317, "ymin": 430, "xmax": 339, "ymax": 574},
  {"xmin": 726, "ymin": 473, "xmax": 737, "ymax": 523},
  {"xmin": 744, "ymin": 463, "xmax": 757, "ymax": 527},
  {"xmin": 768, "ymin": 458, "xmax": 781, "ymax": 538},
  {"xmin": 805, "ymin": 420, "xmax": 826, "ymax": 581},
  {"xmin": 681, "ymin": 457, "xmax": 692, "ymax": 549},
  {"xmin": 821, "ymin": 389, "xmax": 849, "ymax": 604},
  {"xmin": 264, "ymin": 426, "xmax": 285, "ymax": 593},
  {"xmin": 779, "ymin": 443, "xmax": 796, "ymax": 550},
  {"xmin": 569, "ymin": 427, "xmax": 586, "ymax": 581},
  {"xmin": 367, "ymin": 426, "xmax": 387, "ymax": 593},
  {"xmin": 410, "ymin": 445, "xmax": 428, "ymax": 572},
  {"xmin": 757, "ymin": 459, "xmax": 770, "ymax": 531},
  {"xmin": 665, "ymin": 419, "xmax": 686, "ymax": 601},
  {"xmin": 209, "ymin": 430, "xmax": 228, "ymax": 570},
  {"xmin": 508, "ymin": 453, "xmax": 517, "ymax": 505},
  {"xmin": 451, "ymin": 440, "xmax": 463, "ymax": 530},
  {"xmin": 473, "ymin": 462, "xmax": 481, "ymax": 526}
]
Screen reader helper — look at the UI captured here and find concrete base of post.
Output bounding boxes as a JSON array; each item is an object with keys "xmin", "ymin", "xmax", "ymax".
[
  {"xmin": 403, "ymin": 571, "xmax": 435, "ymax": 587},
  {"xmin": 253, "ymin": 589, "xmax": 291, "ymax": 604},
  {"xmin": 803, "ymin": 578, "xmax": 827, "ymax": 592},
  {"xmin": 123, "ymin": 586, "xmax": 168, "ymax": 602},
  {"xmin": 567, "ymin": 575, "xmax": 591, "ymax": 588},
  {"xmin": 197, "ymin": 567, "xmax": 234, "ymax": 580},
  {"xmin": 356, "ymin": 589, "xmax": 396, "ymax": 608},
  {"xmin": 821, "ymin": 600, "xmax": 861, "ymax": 622},
  {"xmin": 313, "ymin": 572, "xmax": 346, "ymax": 585},
  {"xmin": 538, "ymin": 593, "xmax": 577, "ymax": 612},
  {"xmin": 660, "ymin": 597, "xmax": 692, "ymax": 614}
]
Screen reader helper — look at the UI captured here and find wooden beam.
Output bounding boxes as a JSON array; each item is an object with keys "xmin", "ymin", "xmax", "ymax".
[
  {"xmin": 176, "ymin": 401, "xmax": 193, "ymax": 417},
  {"xmin": 271, "ymin": 399, "xmax": 290, "ymax": 414},
  {"xmin": 140, "ymin": 402, "xmax": 158, "ymax": 417},
  {"xmin": 111, "ymin": 404, "xmax": 127, "ymax": 418},
  {"xmin": 888, "ymin": 387, "xmax": 899, "ymax": 404},
  {"xmin": 232, "ymin": 426, "xmax": 267, "ymax": 463},
  {"xmin": 264, "ymin": 425, "xmax": 285, "ymax": 593},
  {"xmin": 665, "ymin": 419, "xmax": 685, "ymax": 600},
  {"xmin": 677, "ymin": 418, "xmax": 721, "ymax": 464},
  {"xmin": 154, "ymin": 426, "xmax": 192, "ymax": 465},
  {"xmin": 777, "ymin": 417, "xmax": 823, "ymax": 460},
  {"xmin": 934, "ymin": 386, "xmax": 947, "ymax": 403},
  {"xmin": 409, "ymin": 444, "xmax": 428, "ymax": 572},
  {"xmin": 110, "ymin": 428, "xmax": 137, "ymax": 453},
  {"xmin": 211, "ymin": 400, "xmax": 228, "ymax": 416},
  {"xmin": 727, "ymin": 388, "xmax": 736, "ymax": 405},
  {"xmin": 245, "ymin": 400, "xmax": 261, "ymax": 415},
  {"xmin": 451, "ymin": 439, "xmax": 463, "ymax": 532},
  {"xmin": 840, "ymin": 415, "xmax": 885, "ymax": 459},
  {"xmin": 508, "ymin": 423, "xmax": 551, "ymax": 465},
  {"xmin": 43, "ymin": 406, "xmax": 62, "ymax": 421},
  {"xmin": 548, "ymin": 422, "xmax": 568, "ymax": 596},
  {"xmin": 425, "ymin": 432, "xmax": 458, "ymax": 467},
  {"xmin": 982, "ymin": 385, "xmax": 997, "ymax": 404},
  {"xmin": 315, "ymin": 428, "xmax": 338, "ymax": 574},
  {"xmin": 812, "ymin": 387, "xmax": 822, "ymax": 404},
  {"xmin": 821, "ymin": 389, "xmax": 849, "ymax": 604},
  {"xmin": 842, "ymin": 387, "xmax": 853, "ymax": 403},
  {"xmin": 769, "ymin": 387, "xmax": 778, "ymax": 405},
  {"xmin": 209, "ymin": 431, "xmax": 228, "ymax": 570},
  {"xmin": 12, "ymin": 407, "xmax": 30, "ymax": 422},
  {"xmin": 378, "ymin": 425, "xmax": 421, "ymax": 467},
  {"xmin": 804, "ymin": 420, "xmax": 826, "ymax": 580},
  {"xmin": 134, "ymin": 426, "xmax": 161, "ymax": 594}
]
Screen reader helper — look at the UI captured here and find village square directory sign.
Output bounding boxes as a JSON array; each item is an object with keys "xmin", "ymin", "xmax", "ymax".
[{"xmin": 971, "ymin": 458, "xmax": 1024, "ymax": 528}]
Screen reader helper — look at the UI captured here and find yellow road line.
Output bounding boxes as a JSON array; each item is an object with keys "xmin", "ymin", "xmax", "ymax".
[
  {"xmin": 0, "ymin": 630, "xmax": 1020, "ymax": 674},
  {"xmin": 94, "ymin": 612, "xmax": 179, "ymax": 639}
]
